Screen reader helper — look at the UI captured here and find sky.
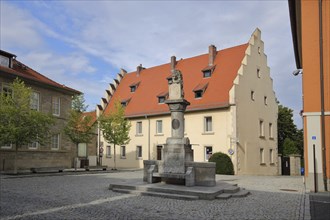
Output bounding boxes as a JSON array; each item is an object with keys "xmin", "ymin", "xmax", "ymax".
[{"xmin": 0, "ymin": 0, "xmax": 302, "ymax": 128}]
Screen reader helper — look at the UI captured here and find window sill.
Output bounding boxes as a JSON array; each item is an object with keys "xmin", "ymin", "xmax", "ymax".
[
  {"xmin": 120, "ymin": 156, "xmax": 126, "ymax": 159},
  {"xmin": 155, "ymin": 134, "xmax": 164, "ymax": 136},
  {"xmin": 270, "ymin": 163, "xmax": 275, "ymax": 166},
  {"xmin": 259, "ymin": 136, "xmax": 265, "ymax": 139},
  {"xmin": 260, "ymin": 163, "xmax": 266, "ymax": 166},
  {"xmin": 106, "ymin": 156, "xmax": 112, "ymax": 158},
  {"xmin": 135, "ymin": 134, "xmax": 143, "ymax": 137},
  {"xmin": 202, "ymin": 132, "xmax": 214, "ymax": 135},
  {"xmin": 136, "ymin": 157, "xmax": 143, "ymax": 160},
  {"xmin": 269, "ymin": 137, "xmax": 274, "ymax": 140}
]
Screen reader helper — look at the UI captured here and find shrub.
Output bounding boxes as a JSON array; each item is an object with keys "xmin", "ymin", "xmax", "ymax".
[{"xmin": 209, "ymin": 152, "xmax": 234, "ymax": 175}]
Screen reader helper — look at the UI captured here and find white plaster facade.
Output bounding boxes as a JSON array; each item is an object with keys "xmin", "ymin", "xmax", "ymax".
[{"xmin": 97, "ymin": 29, "xmax": 278, "ymax": 175}]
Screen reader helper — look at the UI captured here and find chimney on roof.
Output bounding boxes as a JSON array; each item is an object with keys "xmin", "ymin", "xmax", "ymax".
[
  {"xmin": 137, "ymin": 64, "xmax": 144, "ymax": 76},
  {"xmin": 170, "ymin": 56, "xmax": 177, "ymax": 73},
  {"xmin": 208, "ymin": 45, "xmax": 217, "ymax": 66}
]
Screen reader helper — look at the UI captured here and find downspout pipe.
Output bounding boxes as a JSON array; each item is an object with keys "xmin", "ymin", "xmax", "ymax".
[
  {"xmin": 145, "ymin": 115, "xmax": 151, "ymax": 160},
  {"xmin": 318, "ymin": 0, "xmax": 327, "ymax": 191}
]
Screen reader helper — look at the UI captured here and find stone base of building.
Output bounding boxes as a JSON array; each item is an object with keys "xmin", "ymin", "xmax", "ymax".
[{"xmin": 305, "ymin": 172, "xmax": 330, "ymax": 192}]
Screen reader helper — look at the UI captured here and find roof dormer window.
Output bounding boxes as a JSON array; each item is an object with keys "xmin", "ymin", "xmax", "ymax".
[
  {"xmin": 166, "ymin": 75, "xmax": 173, "ymax": 84},
  {"xmin": 194, "ymin": 90, "xmax": 203, "ymax": 98},
  {"xmin": 121, "ymin": 98, "xmax": 131, "ymax": 107},
  {"xmin": 202, "ymin": 65, "xmax": 215, "ymax": 78},
  {"xmin": 193, "ymin": 82, "xmax": 208, "ymax": 99},
  {"xmin": 129, "ymin": 82, "xmax": 140, "ymax": 93},
  {"xmin": 157, "ymin": 92, "xmax": 168, "ymax": 104}
]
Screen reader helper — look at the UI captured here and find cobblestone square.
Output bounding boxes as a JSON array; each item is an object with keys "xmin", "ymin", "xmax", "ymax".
[{"xmin": 0, "ymin": 171, "xmax": 308, "ymax": 220}]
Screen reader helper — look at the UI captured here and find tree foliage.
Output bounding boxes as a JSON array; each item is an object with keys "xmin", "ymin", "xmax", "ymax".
[
  {"xmin": 0, "ymin": 78, "xmax": 54, "ymax": 148},
  {"xmin": 64, "ymin": 94, "xmax": 94, "ymax": 145},
  {"xmin": 283, "ymin": 138, "xmax": 299, "ymax": 156},
  {"xmin": 278, "ymin": 104, "xmax": 303, "ymax": 156},
  {"xmin": 99, "ymin": 101, "xmax": 131, "ymax": 169}
]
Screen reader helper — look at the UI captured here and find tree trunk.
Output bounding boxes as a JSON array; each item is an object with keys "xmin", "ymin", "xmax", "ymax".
[{"xmin": 114, "ymin": 144, "xmax": 117, "ymax": 170}]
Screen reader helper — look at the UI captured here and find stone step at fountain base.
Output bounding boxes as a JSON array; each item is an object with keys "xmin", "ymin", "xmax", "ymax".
[{"xmin": 109, "ymin": 180, "xmax": 250, "ymax": 200}]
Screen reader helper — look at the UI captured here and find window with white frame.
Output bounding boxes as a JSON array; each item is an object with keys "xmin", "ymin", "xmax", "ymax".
[
  {"xmin": 156, "ymin": 120, "xmax": 163, "ymax": 134},
  {"xmin": 270, "ymin": 149, "xmax": 274, "ymax": 164},
  {"xmin": 205, "ymin": 146, "xmax": 213, "ymax": 161},
  {"xmin": 264, "ymin": 96, "xmax": 268, "ymax": 105},
  {"xmin": 136, "ymin": 121, "xmax": 142, "ymax": 135},
  {"xmin": 269, "ymin": 123, "xmax": 273, "ymax": 139},
  {"xmin": 78, "ymin": 143, "xmax": 87, "ymax": 157},
  {"xmin": 106, "ymin": 145, "xmax": 112, "ymax": 157},
  {"xmin": 52, "ymin": 96, "xmax": 60, "ymax": 116},
  {"xmin": 30, "ymin": 91, "xmax": 40, "ymax": 111},
  {"xmin": 204, "ymin": 116, "xmax": 213, "ymax": 132},
  {"xmin": 2, "ymin": 83, "xmax": 13, "ymax": 97},
  {"xmin": 260, "ymin": 148, "xmax": 265, "ymax": 164},
  {"xmin": 28, "ymin": 141, "xmax": 39, "ymax": 149},
  {"xmin": 51, "ymin": 134, "xmax": 60, "ymax": 149},
  {"xmin": 259, "ymin": 120, "xmax": 264, "ymax": 138},
  {"xmin": 120, "ymin": 146, "xmax": 126, "ymax": 158},
  {"xmin": 136, "ymin": 146, "xmax": 142, "ymax": 158},
  {"xmin": 1, "ymin": 143, "xmax": 12, "ymax": 149}
]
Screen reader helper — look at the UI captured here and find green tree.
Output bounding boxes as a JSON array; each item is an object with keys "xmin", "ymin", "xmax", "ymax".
[
  {"xmin": 64, "ymin": 94, "xmax": 94, "ymax": 169},
  {"xmin": 0, "ymin": 78, "xmax": 54, "ymax": 173},
  {"xmin": 278, "ymin": 104, "xmax": 300, "ymax": 155},
  {"xmin": 99, "ymin": 100, "xmax": 131, "ymax": 170},
  {"xmin": 209, "ymin": 152, "xmax": 234, "ymax": 175},
  {"xmin": 283, "ymin": 138, "xmax": 299, "ymax": 156}
]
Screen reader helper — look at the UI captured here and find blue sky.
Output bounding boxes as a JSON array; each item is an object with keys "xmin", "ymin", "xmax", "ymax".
[{"xmin": 0, "ymin": 0, "xmax": 302, "ymax": 128}]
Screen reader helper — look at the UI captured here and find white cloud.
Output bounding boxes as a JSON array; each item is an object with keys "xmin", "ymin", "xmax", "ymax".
[{"xmin": 1, "ymin": 1, "xmax": 302, "ymax": 127}]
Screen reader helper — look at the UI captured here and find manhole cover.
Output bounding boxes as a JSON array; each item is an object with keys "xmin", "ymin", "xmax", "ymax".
[{"xmin": 280, "ymin": 189, "xmax": 298, "ymax": 192}]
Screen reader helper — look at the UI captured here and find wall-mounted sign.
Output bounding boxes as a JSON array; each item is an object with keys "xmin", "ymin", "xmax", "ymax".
[{"xmin": 312, "ymin": 136, "xmax": 316, "ymax": 140}]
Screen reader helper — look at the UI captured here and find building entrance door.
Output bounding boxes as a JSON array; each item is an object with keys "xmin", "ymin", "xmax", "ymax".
[
  {"xmin": 282, "ymin": 157, "xmax": 290, "ymax": 175},
  {"xmin": 157, "ymin": 145, "xmax": 162, "ymax": 160}
]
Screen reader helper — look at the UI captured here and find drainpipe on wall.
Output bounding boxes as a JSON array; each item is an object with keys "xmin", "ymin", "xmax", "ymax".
[
  {"xmin": 145, "ymin": 115, "xmax": 151, "ymax": 160},
  {"xmin": 318, "ymin": 0, "xmax": 327, "ymax": 191}
]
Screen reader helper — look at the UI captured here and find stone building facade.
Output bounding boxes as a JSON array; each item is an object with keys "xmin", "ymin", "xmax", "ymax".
[
  {"xmin": 0, "ymin": 50, "xmax": 80, "ymax": 171},
  {"xmin": 96, "ymin": 29, "xmax": 279, "ymax": 175}
]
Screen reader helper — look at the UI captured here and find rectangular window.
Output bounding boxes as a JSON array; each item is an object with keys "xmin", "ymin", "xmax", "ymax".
[
  {"xmin": 157, "ymin": 145, "xmax": 162, "ymax": 160},
  {"xmin": 78, "ymin": 143, "xmax": 87, "ymax": 157},
  {"xmin": 30, "ymin": 91, "xmax": 40, "ymax": 111},
  {"xmin": 269, "ymin": 123, "xmax": 273, "ymax": 139},
  {"xmin": 203, "ymin": 70, "xmax": 211, "ymax": 78},
  {"xmin": 251, "ymin": 91, "xmax": 255, "ymax": 101},
  {"xmin": 136, "ymin": 146, "xmax": 142, "ymax": 158},
  {"xmin": 270, "ymin": 149, "xmax": 274, "ymax": 164},
  {"xmin": 2, "ymin": 83, "xmax": 13, "ymax": 97},
  {"xmin": 130, "ymin": 86, "xmax": 136, "ymax": 93},
  {"xmin": 204, "ymin": 116, "xmax": 213, "ymax": 132},
  {"xmin": 195, "ymin": 90, "xmax": 203, "ymax": 98},
  {"xmin": 51, "ymin": 134, "xmax": 60, "ymax": 149},
  {"xmin": 136, "ymin": 121, "xmax": 142, "ymax": 135},
  {"xmin": 259, "ymin": 120, "xmax": 264, "ymax": 138},
  {"xmin": 205, "ymin": 146, "xmax": 213, "ymax": 161},
  {"xmin": 264, "ymin": 96, "xmax": 268, "ymax": 105},
  {"xmin": 156, "ymin": 120, "xmax": 163, "ymax": 134},
  {"xmin": 120, "ymin": 146, "xmax": 126, "ymax": 158},
  {"xmin": 52, "ymin": 96, "xmax": 60, "ymax": 116},
  {"xmin": 260, "ymin": 148, "xmax": 265, "ymax": 164},
  {"xmin": 28, "ymin": 141, "xmax": 39, "ymax": 149},
  {"xmin": 106, "ymin": 145, "xmax": 111, "ymax": 157},
  {"xmin": 257, "ymin": 68, "xmax": 261, "ymax": 78},
  {"xmin": 1, "ymin": 143, "xmax": 12, "ymax": 149},
  {"xmin": 158, "ymin": 96, "xmax": 166, "ymax": 104}
]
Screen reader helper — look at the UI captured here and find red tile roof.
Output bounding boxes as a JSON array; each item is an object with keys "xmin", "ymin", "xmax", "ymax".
[
  {"xmin": 0, "ymin": 54, "xmax": 80, "ymax": 94},
  {"xmin": 103, "ymin": 43, "xmax": 249, "ymax": 117}
]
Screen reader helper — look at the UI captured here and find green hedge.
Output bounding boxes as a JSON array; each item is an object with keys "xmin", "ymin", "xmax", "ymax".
[{"xmin": 209, "ymin": 152, "xmax": 234, "ymax": 175}]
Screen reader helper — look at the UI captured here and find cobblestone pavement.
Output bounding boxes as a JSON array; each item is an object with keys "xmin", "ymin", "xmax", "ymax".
[{"xmin": 0, "ymin": 171, "xmax": 308, "ymax": 220}]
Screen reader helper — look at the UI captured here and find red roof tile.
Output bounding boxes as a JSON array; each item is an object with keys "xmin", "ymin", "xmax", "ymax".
[
  {"xmin": 104, "ymin": 43, "xmax": 248, "ymax": 117},
  {"xmin": 0, "ymin": 58, "xmax": 80, "ymax": 94}
]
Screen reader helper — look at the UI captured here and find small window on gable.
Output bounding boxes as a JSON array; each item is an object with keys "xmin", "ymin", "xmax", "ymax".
[
  {"xmin": 264, "ymin": 96, "xmax": 268, "ymax": 105},
  {"xmin": 257, "ymin": 68, "xmax": 261, "ymax": 78}
]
